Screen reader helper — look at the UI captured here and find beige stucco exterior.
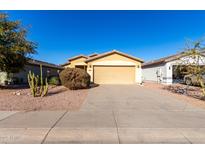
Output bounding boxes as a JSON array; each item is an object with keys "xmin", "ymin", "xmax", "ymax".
[
  {"xmin": 64, "ymin": 50, "xmax": 143, "ymax": 84},
  {"xmin": 64, "ymin": 57, "xmax": 87, "ymax": 68},
  {"xmin": 86, "ymin": 53, "xmax": 142, "ymax": 84}
]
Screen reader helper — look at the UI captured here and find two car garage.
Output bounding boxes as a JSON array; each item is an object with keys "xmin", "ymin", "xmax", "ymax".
[
  {"xmin": 85, "ymin": 50, "xmax": 143, "ymax": 84},
  {"xmin": 93, "ymin": 66, "xmax": 136, "ymax": 84}
]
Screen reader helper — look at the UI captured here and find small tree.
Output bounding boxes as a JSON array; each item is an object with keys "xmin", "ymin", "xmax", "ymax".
[
  {"xmin": 176, "ymin": 39, "xmax": 205, "ymax": 98},
  {"xmin": 0, "ymin": 13, "xmax": 37, "ymax": 77}
]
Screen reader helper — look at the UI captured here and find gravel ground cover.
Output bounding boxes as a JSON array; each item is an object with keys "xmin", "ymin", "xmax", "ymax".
[
  {"xmin": 143, "ymin": 81, "xmax": 205, "ymax": 109},
  {"xmin": 0, "ymin": 86, "xmax": 88, "ymax": 111},
  {"xmin": 164, "ymin": 84, "xmax": 203, "ymax": 100}
]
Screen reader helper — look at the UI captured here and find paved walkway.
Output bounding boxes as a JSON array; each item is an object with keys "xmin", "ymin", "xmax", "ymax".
[{"xmin": 1, "ymin": 85, "xmax": 205, "ymax": 143}]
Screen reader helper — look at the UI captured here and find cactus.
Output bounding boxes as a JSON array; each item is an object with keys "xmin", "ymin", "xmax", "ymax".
[
  {"xmin": 42, "ymin": 78, "xmax": 49, "ymax": 97},
  {"xmin": 39, "ymin": 64, "xmax": 44, "ymax": 96},
  {"xmin": 27, "ymin": 65, "xmax": 49, "ymax": 97},
  {"xmin": 27, "ymin": 71, "xmax": 39, "ymax": 97}
]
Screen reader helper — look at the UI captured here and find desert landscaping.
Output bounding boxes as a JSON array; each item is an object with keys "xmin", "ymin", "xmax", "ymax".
[
  {"xmin": 0, "ymin": 86, "xmax": 88, "ymax": 111},
  {"xmin": 143, "ymin": 82, "xmax": 205, "ymax": 109},
  {"xmin": 1, "ymin": 81, "xmax": 205, "ymax": 111}
]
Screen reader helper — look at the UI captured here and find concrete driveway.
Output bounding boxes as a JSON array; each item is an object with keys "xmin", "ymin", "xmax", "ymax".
[{"xmin": 1, "ymin": 85, "xmax": 205, "ymax": 143}]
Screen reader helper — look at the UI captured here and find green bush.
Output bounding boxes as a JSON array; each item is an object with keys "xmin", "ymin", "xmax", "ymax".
[
  {"xmin": 12, "ymin": 77, "xmax": 20, "ymax": 84},
  {"xmin": 59, "ymin": 68, "xmax": 90, "ymax": 90},
  {"xmin": 48, "ymin": 76, "xmax": 60, "ymax": 85},
  {"xmin": 0, "ymin": 72, "xmax": 8, "ymax": 85}
]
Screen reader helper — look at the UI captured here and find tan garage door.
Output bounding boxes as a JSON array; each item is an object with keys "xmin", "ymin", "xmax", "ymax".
[{"xmin": 94, "ymin": 66, "xmax": 135, "ymax": 84}]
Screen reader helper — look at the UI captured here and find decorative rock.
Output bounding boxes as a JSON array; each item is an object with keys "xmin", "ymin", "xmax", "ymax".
[{"xmin": 16, "ymin": 92, "xmax": 21, "ymax": 96}]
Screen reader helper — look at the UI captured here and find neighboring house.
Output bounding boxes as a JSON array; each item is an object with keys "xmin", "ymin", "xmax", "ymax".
[
  {"xmin": 142, "ymin": 51, "xmax": 205, "ymax": 84},
  {"xmin": 0, "ymin": 58, "xmax": 63, "ymax": 85},
  {"xmin": 62, "ymin": 50, "xmax": 144, "ymax": 84}
]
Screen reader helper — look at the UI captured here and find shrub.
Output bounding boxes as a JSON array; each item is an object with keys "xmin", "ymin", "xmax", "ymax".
[
  {"xmin": 0, "ymin": 72, "xmax": 8, "ymax": 85},
  {"xmin": 12, "ymin": 77, "xmax": 20, "ymax": 84},
  {"xmin": 59, "ymin": 68, "xmax": 90, "ymax": 90},
  {"xmin": 48, "ymin": 76, "xmax": 60, "ymax": 85}
]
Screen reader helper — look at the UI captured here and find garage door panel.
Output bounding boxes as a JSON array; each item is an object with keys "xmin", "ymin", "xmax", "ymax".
[{"xmin": 94, "ymin": 66, "xmax": 135, "ymax": 84}]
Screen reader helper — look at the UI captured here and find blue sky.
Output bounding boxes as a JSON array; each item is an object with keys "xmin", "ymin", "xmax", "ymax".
[{"xmin": 2, "ymin": 10, "xmax": 205, "ymax": 65}]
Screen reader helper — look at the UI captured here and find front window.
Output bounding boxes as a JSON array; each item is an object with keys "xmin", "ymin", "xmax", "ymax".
[{"xmin": 75, "ymin": 65, "xmax": 87, "ymax": 71}]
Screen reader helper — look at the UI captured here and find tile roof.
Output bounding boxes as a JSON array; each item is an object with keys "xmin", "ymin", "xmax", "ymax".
[
  {"xmin": 85, "ymin": 50, "xmax": 144, "ymax": 63},
  {"xmin": 68, "ymin": 55, "xmax": 88, "ymax": 61},
  {"xmin": 27, "ymin": 58, "xmax": 63, "ymax": 69},
  {"xmin": 88, "ymin": 53, "xmax": 98, "ymax": 57},
  {"xmin": 142, "ymin": 50, "xmax": 205, "ymax": 67},
  {"xmin": 61, "ymin": 62, "xmax": 70, "ymax": 67}
]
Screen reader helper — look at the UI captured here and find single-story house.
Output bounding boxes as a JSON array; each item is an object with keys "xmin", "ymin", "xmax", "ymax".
[
  {"xmin": 0, "ymin": 58, "xmax": 63, "ymax": 85},
  {"xmin": 142, "ymin": 51, "xmax": 205, "ymax": 84},
  {"xmin": 62, "ymin": 50, "xmax": 144, "ymax": 84}
]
